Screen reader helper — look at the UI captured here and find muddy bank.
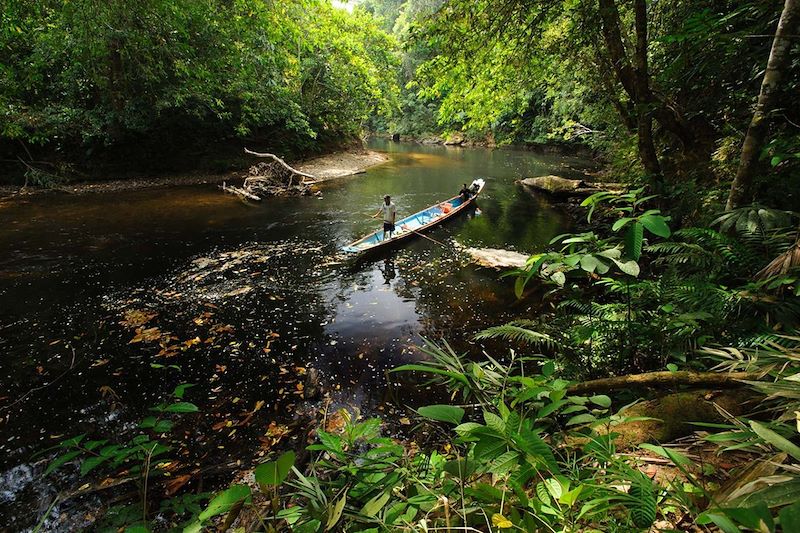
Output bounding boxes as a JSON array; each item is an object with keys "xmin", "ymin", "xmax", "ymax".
[{"xmin": 0, "ymin": 149, "xmax": 389, "ymax": 201}]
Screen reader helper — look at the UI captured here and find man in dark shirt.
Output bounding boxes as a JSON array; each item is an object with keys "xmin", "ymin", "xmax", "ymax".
[{"xmin": 459, "ymin": 183, "xmax": 472, "ymax": 203}]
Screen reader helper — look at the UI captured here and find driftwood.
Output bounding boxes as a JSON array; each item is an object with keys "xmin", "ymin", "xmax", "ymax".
[
  {"xmin": 222, "ymin": 148, "xmax": 321, "ymax": 201},
  {"xmin": 568, "ymin": 370, "xmax": 759, "ymax": 395},
  {"xmin": 243, "ymin": 148, "xmax": 317, "ymax": 185},
  {"xmin": 461, "ymin": 246, "xmax": 529, "ymax": 269},
  {"xmin": 221, "ymin": 181, "xmax": 261, "ymax": 201}
]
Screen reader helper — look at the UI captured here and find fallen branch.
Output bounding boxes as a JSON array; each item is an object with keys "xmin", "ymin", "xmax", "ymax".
[
  {"xmin": 221, "ymin": 182, "xmax": 261, "ymax": 201},
  {"xmin": 243, "ymin": 148, "xmax": 317, "ymax": 182},
  {"xmin": 568, "ymin": 371, "xmax": 760, "ymax": 395}
]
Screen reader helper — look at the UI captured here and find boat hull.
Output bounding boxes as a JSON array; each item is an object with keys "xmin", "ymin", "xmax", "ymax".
[{"xmin": 343, "ymin": 179, "xmax": 485, "ymax": 254}]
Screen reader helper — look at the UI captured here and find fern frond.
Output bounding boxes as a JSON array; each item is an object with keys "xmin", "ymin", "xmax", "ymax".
[{"xmin": 474, "ymin": 322, "xmax": 560, "ymax": 350}]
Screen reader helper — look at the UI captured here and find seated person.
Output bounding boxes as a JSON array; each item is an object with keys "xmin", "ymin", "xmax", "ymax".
[{"xmin": 459, "ymin": 183, "xmax": 472, "ymax": 203}]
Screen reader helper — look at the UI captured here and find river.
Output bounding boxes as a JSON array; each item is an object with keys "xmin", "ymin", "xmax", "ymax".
[{"xmin": 0, "ymin": 140, "xmax": 591, "ymax": 529}]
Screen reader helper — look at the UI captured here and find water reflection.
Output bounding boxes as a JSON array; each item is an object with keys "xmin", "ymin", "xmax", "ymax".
[{"xmin": 0, "ymin": 141, "xmax": 591, "ymax": 529}]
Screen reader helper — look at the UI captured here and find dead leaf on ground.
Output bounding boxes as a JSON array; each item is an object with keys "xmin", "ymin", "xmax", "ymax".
[
  {"xmin": 223, "ymin": 286, "xmax": 252, "ymax": 298},
  {"xmin": 120, "ymin": 309, "xmax": 158, "ymax": 328},
  {"xmin": 164, "ymin": 474, "xmax": 192, "ymax": 496},
  {"xmin": 129, "ymin": 327, "xmax": 161, "ymax": 344}
]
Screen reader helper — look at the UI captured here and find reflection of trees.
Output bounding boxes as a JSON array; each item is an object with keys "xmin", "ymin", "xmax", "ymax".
[{"xmin": 459, "ymin": 187, "xmax": 571, "ymax": 251}]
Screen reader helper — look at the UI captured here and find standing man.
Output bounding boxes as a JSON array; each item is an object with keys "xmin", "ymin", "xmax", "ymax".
[{"xmin": 372, "ymin": 194, "xmax": 396, "ymax": 240}]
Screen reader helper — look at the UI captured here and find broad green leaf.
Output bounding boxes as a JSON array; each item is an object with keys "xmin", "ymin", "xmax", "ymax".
[
  {"xmin": 566, "ymin": 413, "xmax": 596, "ymax": 426},
  {"xmin": 611, "ymin": 217, "xmax": 633, "ymax": 231},
  {"xmin": 417, "ymin": 405, "xmax": 464, "ymax": 424},
  {"xmin": 578, "ymin": 254, "xmax": 600, "ymax": 273},
  {"xmin": 551, "ymin": 271, "xmax": 566, "ymax": 286},
  {"xmin": 80, "ymin": 455, "xmax": 109, "ymax": 475},
  {"xmin": 613, "ymin": 259, "xmax": 640, "ymax": 277},
  {"xmin": 293, "ymin": 520, "xmax": 322, "ymax": 533},
  {"xmin": 589, "ymin": 395, "xmax": 611, "ymax": 408},
  {"xmin": 360, "ymin": 491, "xmax": 391, "ymax": 517},
  {"xmin": 255, "ymin": 450, "xmax": 295, "ymax": 488},
  {"xmin": 483, "ymin": 411, "xmax": 506, "ymax": 434},
  {"xmin": 697, "ymin": 511, "xmax": 743, "ymax": 533},
  {"xmin": 779, "ymin": 501, "xmax": 800, "ymax": 532},
  {"xmin": 639, "ymin": 215, "xmax": 671, "ymax": 238},
  {"xmin": 490, "ymin": 451, "xmax": 520, "ymax": 476},
  {"xmin": 197, "ymin": 484, "xmax": 251, "ymax": 522},
  {"xmin": 173, "ymin": 383, "xmax": 195, "ymax": 399},
  {"xmin": 624, "ymin": 222, "xmax": 644, "ymax": 260}
]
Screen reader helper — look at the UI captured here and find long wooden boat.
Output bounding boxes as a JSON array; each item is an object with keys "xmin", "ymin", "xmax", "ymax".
[{"xmin": 342, "ymin": 179, "xmax": 486, "ymax": 254}]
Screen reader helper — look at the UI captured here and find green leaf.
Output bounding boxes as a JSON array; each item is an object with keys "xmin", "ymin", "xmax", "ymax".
[
  {"xmin": 628, "ymin": 473, "xmax": 657, "ymax": 529},
  {"xmin": 484, "ymin": 411, "xmax": 506, "ymax": 434},
  {"xmin": 542, "ymin": 360, "xmax": 555, "ymax": 377},
  {"xmin": 255, "ymin": 450, "xmax": 295, "ymax": 488},
  {"xmin": 391, "ymin": 365, "xmax": 469, "ymax": 386},
  {"xmin": 578, "ymin": 254, "xmax": 600, "ymax": 273},
  {"xmin": 730, "ymin": 479, "xmax": 800, "ymax": 508},
  {"xmin": 613, "ymin": 259, "xmax": 640, "ymax": 277},
  {"xmin": 550, "ymin": 271, "xmax": 566, "ymax": 286},
  {"xmin": 566, "ymin": 413, "xmax": 596, "ymax": 426},
  {"xmin": 624, "ymin": 222, "xmax": 644, "ymax": 261},
  {"xmin": 639, "ymin": 215, "xmax": 671, "ymax": 238},
  {"xmin": 153, "ymin": 420, "xmax": 173, "ymax": 433},
  {"xmin": 589, "ymin": 395, "xmax": 611, "ymax": 408},
  {"xmin": 360, "ymin": 491, "xmax": 391, "ymax": 517},
  {"xmin": 490, "ymin": 451, "xmax": 520, "ymax": 476},
  {"xmin": 638, "ymin": 444, "xmax": 691, "ymax": 466},
  {"xmin": 293, "ymin": 520, "xmax": 322, "ymax": 533},
  {"xmin": 139, "ymin": 416, "xmax": 157, "ymax": 429},
  {"xmin": 750, "ymin": 421, "xmax": 800, "ymax": 461},
  {"xmin": 326, "ymin": 490, "xmax": 347, "ymax": 530},
  {"xmin": 612, "ymin": 217, "xmax": 633, "ymax": 232},
  {"xmin": 80, "ymin": 455, "xmax": 110, "ymax": 475},
  {"xmin": 697, "ymin": 511, "xmax": 743, "ymax": 533},
  {"xmin": 197, "ymin": 484, "xmax": 251, "ymax": 523},
  {"xmin": 173, "ymin": 383, "xmax": 195, "ymax": 399},
  {"xmin": 44, "ymin": 450, "xmax": 82, "ymax": 476},
  {"xmin": 153, "ymin": 402, "xmax": 199, "ymax": 413},
  {"xmin": 417, "ymin": 405, "xmax": 464, "ymax": 425},
  {"xmin": 779, "ymin": 501, "xmax": 800, "ymax": 532}
]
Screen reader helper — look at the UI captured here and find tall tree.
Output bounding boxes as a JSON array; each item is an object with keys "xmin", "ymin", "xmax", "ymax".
[{"xmin": 726, "ymin": 0, "xmax": 800, "ymax": 210}]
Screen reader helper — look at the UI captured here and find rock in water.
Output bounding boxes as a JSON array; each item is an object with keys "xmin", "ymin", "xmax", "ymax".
[{"xmin": 518, "ymin": 175, "xmax": 584, "ymax": 195}]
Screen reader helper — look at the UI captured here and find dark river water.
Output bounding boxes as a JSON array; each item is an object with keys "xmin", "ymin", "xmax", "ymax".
[{"xmin": 0, "ymin": 140, "xmax": 590, "ymax": 529}]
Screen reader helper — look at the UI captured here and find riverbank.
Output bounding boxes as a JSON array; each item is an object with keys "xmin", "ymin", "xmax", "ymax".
[
  {"xmin": 0, "ymin": 149, "xmax": 389, "ymax": 201},
  {"xmin": 373, "ymin": 132, "xmax": 598, "ymax": 159}
]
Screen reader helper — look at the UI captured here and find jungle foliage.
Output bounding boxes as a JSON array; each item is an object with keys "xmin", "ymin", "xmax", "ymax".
[{"xmin": 1, "ymin": 0, "xmax": 399, "ymax": 175}]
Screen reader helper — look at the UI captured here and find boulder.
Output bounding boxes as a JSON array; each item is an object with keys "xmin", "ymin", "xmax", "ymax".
[
  {"xmin": 518, "ymin": 175, "xmax": 627, "ymax": 197},
  {"xmin": 518, "ymin": 175, "xmax": 585, "ymax": 195},
  {"xmin": 443, "ymin": 133, "xmax": 465, "ymax": 146}
]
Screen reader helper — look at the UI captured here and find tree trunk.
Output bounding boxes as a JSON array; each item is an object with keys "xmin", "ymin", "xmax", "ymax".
[
  {"xmin": 567, "ymin": 370, "xmax": 759, "ymax": 395},
  {"xmin": 632, "ymin": 0, "xmax": 662, "ymax": 185},
  {"xmin": 726, "ymin": 0, "xmax": 800, "ymax": 210},
  {"xmin": 597, "ymin": 0, "xmax": 695, "ymax": 158}
]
